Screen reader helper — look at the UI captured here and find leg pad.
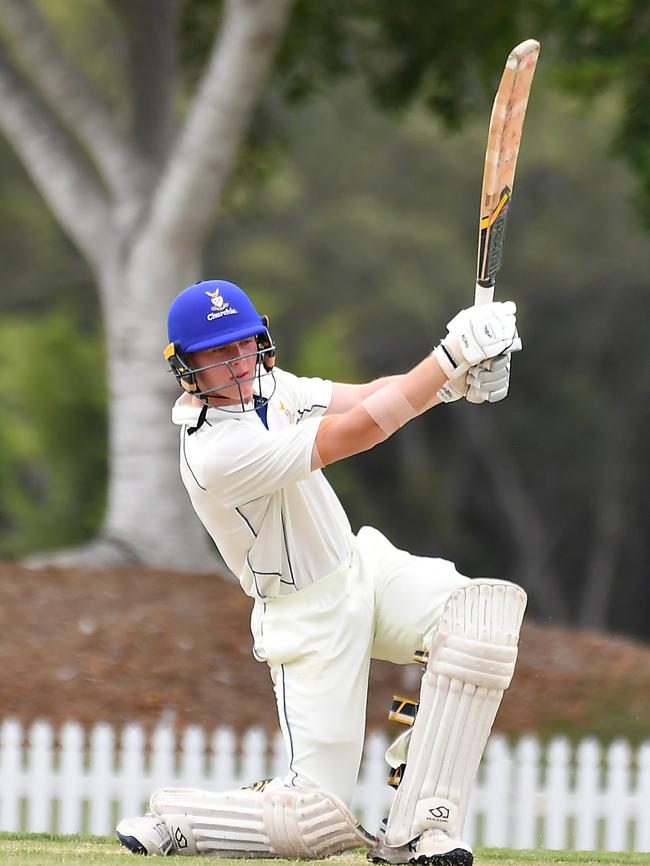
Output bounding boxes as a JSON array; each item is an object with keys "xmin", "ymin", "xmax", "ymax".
[
  {"xmin": 383, "ymin": 579, "xmax": 527, "ymax": 847},
  {"xmin": 150, "ymin": 782, "xmax": 376, "ymax": 858}
]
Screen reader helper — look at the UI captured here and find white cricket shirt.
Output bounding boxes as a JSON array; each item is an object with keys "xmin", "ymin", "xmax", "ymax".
[{"xmin": 171, "ymin": 368, "xmax": 353, "ymax": 600}]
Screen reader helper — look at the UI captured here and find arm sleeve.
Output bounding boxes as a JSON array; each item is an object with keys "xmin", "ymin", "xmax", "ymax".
[{"xmin": 202, "ymin": 416, "xmax": 322, "ymax": 508}]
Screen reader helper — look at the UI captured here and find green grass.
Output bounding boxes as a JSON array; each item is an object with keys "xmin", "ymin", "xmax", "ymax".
[{"xmin": 0, "ymin": 835, "xmax": 649, "ymax": 866}]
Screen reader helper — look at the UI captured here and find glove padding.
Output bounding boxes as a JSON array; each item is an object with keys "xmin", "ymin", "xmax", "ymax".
[
  {"xmin": 467, "ymin": 353, "xmax": 511, "ymax": 403},
  {"xmin": 437, "ymin": 353, "xmax": 512, "ymax": 404},
  {"xmin": 433, "ymin": 301, "xmax": 521, "ymax": 380}
]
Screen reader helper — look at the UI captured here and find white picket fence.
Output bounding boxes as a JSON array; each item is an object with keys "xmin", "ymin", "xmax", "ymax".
[{"xmin": 0, "ymin": 718, "xmax": 649, "ymax": 852}]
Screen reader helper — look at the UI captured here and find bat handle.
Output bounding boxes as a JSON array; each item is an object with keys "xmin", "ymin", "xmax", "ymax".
[{"xmin": 474, "ymin": 281, "xmax": 494, "ymax": 306}]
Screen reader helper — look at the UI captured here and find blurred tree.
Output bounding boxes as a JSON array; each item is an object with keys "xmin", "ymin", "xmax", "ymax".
[
  {"xmin": 0, "ymin": 0, "xmax": 293, "ymax": 569},
  {"xmin": 270, "ymin": 0, "xmax": 650, "ymax": 226},
  {"xmin": 541, "ymin": 0, "xmax": 650, "ymax": 227},
  {"xmin": 203, "ymin": 81, "xmax": 650, "ymax": 638},
  {"xmin": 0, "ymin": 136, "xmax": 96, "ymax": 328},
  {"xmin": 0, "ymin": 0, "xmax": 648, "ymax": 581},
  {"xmin": 0, "ymin": 312, "xmax": 106, "ymax": 555}
]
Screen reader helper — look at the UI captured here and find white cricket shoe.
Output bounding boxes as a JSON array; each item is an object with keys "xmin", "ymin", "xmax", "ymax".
[
  {"xmin": 116, "ymin": 812, "xmax": 174, "ymax": 856},
  {"xmin": 369, "ymin": 828, "xmax": 473, "ymax": 866}
]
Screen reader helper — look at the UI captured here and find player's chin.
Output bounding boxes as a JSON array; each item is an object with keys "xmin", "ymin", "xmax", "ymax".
[
  {"xmin": 230, "ymin": 381, "xmax": 254, "ymax": 404},
  {"xmin": 237, "ymin": 376, "xmax": 255, "ymax": 398},
  {"xmin": 204, "ymin": 382, "xmax": 252, "ymax": 405}
]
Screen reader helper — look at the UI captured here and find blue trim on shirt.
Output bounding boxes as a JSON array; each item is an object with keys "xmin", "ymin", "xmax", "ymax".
[
  {"xmin": 246, "ymin": 553, "xmax": 285, "ymax": 600},
  {"xmin": 280, "ymin": 507, "xmax": 295, "ymax": 586},
  {"xmin": 254, "ymin": 395, "xmax": 269, "ymax": 429},
  {"xmin": 235, "ymin": 507, "xmax": 258, "ymax": 537},
  {"xmin": 181, "ymin": 428, "xmax": 206, "ymax": 491},
  {"xmin": 296, "ymin": 403, "xmax": 328, "ymax": 424}
]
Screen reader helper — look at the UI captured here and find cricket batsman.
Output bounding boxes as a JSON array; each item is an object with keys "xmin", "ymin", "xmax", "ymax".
[{"xmin": 116, "ymin": 279, "xmax": 526, "ymax": 866}]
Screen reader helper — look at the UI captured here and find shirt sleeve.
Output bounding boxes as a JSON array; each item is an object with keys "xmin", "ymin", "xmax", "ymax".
[
  {"xmin": 279, "ymin": 369, "xmax": 333, "ymax": 418},
  {"xmin": 202, "ymin": 416, "xmax": 321, "ymax": 508}
]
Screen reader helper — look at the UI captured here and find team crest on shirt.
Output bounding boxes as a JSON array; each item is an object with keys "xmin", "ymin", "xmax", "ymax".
[
  {"xmin": 278, "ymin": 401, "xmax": 297, "ymax": 425},
  {"xmin": 205, "ymin": 288, "xmax": 238, "ymax": 321}
]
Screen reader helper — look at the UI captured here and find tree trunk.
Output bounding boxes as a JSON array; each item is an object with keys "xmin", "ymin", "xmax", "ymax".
[
  {"xmin": 25, "ymin": 239, "xmax": 222, "ymax": 573},
  {"xmin": 1, "ymin": 0, "xmax": 294, "ymax": 572},
  {"xmin": 99, "ymin": 247, "xmax": 221, "ymax": 572}
]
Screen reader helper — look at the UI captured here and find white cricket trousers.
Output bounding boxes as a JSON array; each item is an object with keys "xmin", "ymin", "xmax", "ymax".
[{"xmin": 251, "ymin": 526, "xmax": 469, "ymax": 806}]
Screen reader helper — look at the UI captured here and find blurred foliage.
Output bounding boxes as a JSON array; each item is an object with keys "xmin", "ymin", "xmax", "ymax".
[
  {"xmin": 0, "ymin": 312, "xmax": 107, "ymax": 555},
  {"xmin": 182, "ymin": 0, "xmax": 650, "ymax": 226},
  {"xmin": 204, "ymin": 78, "xmax": 650, "ymax": 638},
  {"xmin": 540, "ymin": 0, "xmax": 650, "ymax": 226},
  {"xmin": 34, "ymin": 0, "xmax": 126, "ymax": 112},
  {"xmin": 0, "ymin": 1, "xmax": 649, "ymax": 639},
  {"xmin": 0, "ymin": 138, "xmax": 96, "ymax": 323}
]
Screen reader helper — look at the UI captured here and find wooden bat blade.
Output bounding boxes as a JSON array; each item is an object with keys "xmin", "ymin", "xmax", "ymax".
[{"xmin": 475, "ymin": 39, "xmax": 540, "ymax": 305}]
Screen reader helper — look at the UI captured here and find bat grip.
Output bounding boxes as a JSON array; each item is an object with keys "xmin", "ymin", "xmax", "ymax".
[{"xmin": 474, "ymin": 281, "xmax": 494, "ymax": 306}]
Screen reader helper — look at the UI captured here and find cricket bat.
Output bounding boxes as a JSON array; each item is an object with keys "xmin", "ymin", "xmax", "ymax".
[{"xmin": 475, "ymin": 39, "xmax": 540, "ymax": 306}]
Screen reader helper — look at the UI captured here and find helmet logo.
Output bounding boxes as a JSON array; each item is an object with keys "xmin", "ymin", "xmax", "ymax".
[{"xmin": 205, "ymin": 288, "xmax": 238, "ymax": 321}]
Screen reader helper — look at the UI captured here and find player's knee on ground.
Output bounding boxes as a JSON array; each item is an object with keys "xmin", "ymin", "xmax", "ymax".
[{"xmin": 150, "ymin": 782, "xmax": 376, "ymax": 858}]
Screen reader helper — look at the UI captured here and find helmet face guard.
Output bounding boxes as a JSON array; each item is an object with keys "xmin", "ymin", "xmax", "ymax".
[
  {"xmin": 165, "ymin": 280, "xmax": 277, "ymax": 413},
  {"xmin": 164, "ymin": 328, "xmax": 276, "ymax": 412}
]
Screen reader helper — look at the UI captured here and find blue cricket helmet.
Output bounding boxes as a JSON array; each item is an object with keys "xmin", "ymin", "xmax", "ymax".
[
  {"xmin": 164, "ymin": 280, "xmax": 276, "ymax": 408},
  {"xmin": 167, "ymin": 279, "xmax": 268, "ymax": 353}
]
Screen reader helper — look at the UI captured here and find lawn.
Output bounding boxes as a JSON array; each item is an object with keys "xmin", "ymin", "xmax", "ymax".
[{"xmin": 0, "ymin": 835, "xmax": 649, "ymax": 866}]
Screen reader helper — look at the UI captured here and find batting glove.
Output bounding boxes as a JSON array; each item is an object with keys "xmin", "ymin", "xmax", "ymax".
[
  {"xmin": 437, "ymin": 353, "xmax": 514, "ymax": 404},
  {"xmin": 466, "ymin": 353, "xmax": 512, "ymax": 403},
  {"xmin": 433, "ymin": 301, "xmax": 521, "ymax": 380}
]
